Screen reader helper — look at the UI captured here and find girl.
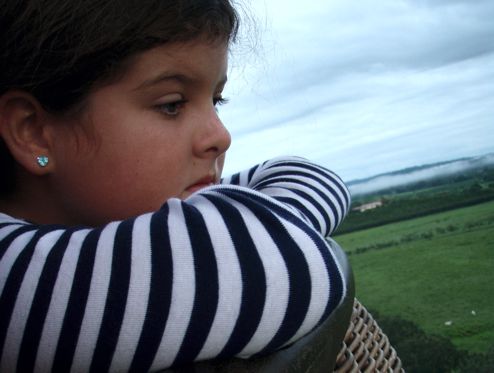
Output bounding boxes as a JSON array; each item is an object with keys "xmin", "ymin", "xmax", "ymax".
[{"xmin": 0, "ymin": 0, "xmax": 351, "ymax": 372}]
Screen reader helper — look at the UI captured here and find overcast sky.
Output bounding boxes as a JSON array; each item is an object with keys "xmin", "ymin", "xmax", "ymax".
[{"xmin": 219, "ymin": 0, "xmax": 494, "ymax": 182}]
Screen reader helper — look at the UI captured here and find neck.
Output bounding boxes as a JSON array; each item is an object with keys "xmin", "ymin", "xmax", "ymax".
[{"xmin": 0, "ymin": 172, "xmax": 70, "ymax": 225}]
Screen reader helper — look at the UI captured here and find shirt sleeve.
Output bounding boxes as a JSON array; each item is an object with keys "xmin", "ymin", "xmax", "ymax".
[{"xmin": 0, "ymin": 156, "xmax": 351, "ymax": 373}]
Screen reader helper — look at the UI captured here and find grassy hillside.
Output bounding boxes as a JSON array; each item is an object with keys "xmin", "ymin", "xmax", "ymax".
[{"xmin": 335, "ymin": 201, "xmax": 494, "ymax": 354}]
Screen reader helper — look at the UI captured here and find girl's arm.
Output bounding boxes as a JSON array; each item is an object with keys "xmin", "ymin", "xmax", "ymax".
[
  {"xmin": 220, "ymin": 156, "xmax": 350, "ymax": 237},
  {"xmin": 0, "ymin": 156, "xmax": 350, "ymax": 373}
]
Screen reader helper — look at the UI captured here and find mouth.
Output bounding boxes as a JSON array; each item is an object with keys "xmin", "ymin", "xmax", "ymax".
[{"xmin": 184, "ymin": 174, "xmax": 216, "ymax": 194}]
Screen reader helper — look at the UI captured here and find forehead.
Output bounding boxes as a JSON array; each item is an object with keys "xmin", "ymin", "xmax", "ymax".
[{"xmin": 118, "ymin": 40, "xmax": 229, "ymax": 89}]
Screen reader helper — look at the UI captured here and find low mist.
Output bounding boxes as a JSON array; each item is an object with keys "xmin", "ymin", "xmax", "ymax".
[{"xmin": 349, "ymin": 153, "xmax": 494, "ymax": 196}]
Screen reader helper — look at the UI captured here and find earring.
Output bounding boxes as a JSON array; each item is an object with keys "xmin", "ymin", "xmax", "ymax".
[{"xmin": 36, "ymin": 155, "xmax": 49, "ymax": 167}]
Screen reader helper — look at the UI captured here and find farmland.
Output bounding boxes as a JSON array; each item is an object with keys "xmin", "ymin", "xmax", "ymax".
[
  {"xmin": 336, "ymin": 201, "xmax": 494, "ymax": 354},
  {"xmin": 333, "ymin": 161, "xmax": 494, "ymax": 371}
]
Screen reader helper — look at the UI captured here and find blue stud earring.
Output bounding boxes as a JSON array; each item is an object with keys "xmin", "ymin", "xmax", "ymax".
[{"xmin": 36, "ymin": 156, "xmax": 49, "ymax": 167}]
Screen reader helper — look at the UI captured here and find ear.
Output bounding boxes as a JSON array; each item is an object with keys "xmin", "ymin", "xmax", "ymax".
[{"xmin": 0, "ymin": 91, "xmax": 54, "ymax": 175}]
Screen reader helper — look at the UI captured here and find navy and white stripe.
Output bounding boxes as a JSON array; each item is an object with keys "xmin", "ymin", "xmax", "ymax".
[{"xmin": 0, "ymin": 156, "xmax": 350, "ymax": 373}]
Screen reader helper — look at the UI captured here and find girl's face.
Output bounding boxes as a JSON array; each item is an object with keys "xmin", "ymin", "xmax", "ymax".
[{"xmin": 48, "ymin": 40, "xmax": 231, "ymax": 226}]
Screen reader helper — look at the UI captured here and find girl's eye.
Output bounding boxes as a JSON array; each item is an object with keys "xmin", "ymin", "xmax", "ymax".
[
  {"xmin": 156, "ymin": 100, "xmax": 187, "ymax": 116},
  {"xmin": 213, "ymin": 96, "xmax": 229, "ymax": 108}
]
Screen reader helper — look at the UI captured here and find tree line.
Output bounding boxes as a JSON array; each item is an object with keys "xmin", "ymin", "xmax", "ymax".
[{"xmin": 335, "ymin": 171, "xmax": 494, "ymax": 234}]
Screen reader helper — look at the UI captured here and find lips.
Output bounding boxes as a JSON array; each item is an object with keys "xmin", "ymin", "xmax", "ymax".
[{"xmin": 185, "ymin": 175, "xmax": 216, "ymax": 194}]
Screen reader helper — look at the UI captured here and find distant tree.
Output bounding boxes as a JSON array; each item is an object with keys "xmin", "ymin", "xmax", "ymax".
[{"xmin": 469, "ymin": 183, "xmax": 482, "ymax": 192}]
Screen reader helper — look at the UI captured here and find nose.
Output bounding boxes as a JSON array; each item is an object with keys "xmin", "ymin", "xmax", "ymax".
[{"xmin": 193, "ymin": 108, "xmax": 231, "ymax": 158}]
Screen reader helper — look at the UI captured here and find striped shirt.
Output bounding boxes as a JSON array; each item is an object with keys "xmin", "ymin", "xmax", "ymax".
[{"xmin": 0, "ymin": 156, "xmax": 351, "ymax": 373}]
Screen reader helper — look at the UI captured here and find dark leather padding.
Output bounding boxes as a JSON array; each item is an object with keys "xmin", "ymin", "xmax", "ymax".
[{"xmin": 164, "ymin": 238, "xmax": 355, "ymax": 373}]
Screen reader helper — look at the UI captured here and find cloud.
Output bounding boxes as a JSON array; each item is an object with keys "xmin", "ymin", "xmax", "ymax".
[
  {"xmin": 249, "ymin": 0, "xmax": 494, "ymax": 79},
  {"xmin": 221, "ymin": 0, "xmax": 494, "ymax": 181}
]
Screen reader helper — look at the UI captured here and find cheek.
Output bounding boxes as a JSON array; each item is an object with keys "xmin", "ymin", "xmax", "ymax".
[
  {"xmin": 218, "ymin": 153, "xmax": 226, "ymax": 171},
  {"xmin": 50, "ymin": 115, "xmax": 193, "ymax": 220},
  {"xmin": 55, "ymin": 157, "xmax": 185, "ymax": 224},
  {"xmin": 98, "ymin": 147, "xmax": 188, "ymax": 199}
]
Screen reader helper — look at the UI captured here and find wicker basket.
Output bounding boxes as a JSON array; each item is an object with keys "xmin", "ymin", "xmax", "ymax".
[{"xmin": 334, "ymin": 299, "xmax": 404, "ymax": 372}]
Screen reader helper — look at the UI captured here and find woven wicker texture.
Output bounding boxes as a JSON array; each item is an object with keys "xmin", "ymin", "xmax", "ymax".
[{"xmin": 334, "ymin": 299, "xmax": 404, "ymax": 373}]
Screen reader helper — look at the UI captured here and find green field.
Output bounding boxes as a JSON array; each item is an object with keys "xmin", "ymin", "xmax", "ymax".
[{"xmin": 335, "ymin": 200, "xmax": 494, "ymax": 354}]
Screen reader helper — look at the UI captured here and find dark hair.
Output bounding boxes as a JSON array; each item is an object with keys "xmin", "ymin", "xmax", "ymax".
[{"xmin": 0, "ymin": 0, "xmax": 240, "ymax": 196}]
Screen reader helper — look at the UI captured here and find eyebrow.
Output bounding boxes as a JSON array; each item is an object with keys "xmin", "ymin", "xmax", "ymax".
[
  {"xmin": 134, "ymin": 72, "xmax": 192, "ymax": 91},
  {"xmin": 134, "ymin": 72, "xmax": 228, "ymax": 91}
]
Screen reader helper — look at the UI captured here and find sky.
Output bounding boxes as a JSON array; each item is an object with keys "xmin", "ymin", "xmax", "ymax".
[{"xmin": 219, "ymin": 0, "xmax": 494, "ymax": 182}]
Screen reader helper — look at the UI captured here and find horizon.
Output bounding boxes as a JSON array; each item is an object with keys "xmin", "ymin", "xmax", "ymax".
[
  {"xmin": 347, "ymin": 151, "xmax": 494, "ymax": 184},
  {"xmin": 347, "ymin": 151, "xmax": 494, "ymax": 195}
]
